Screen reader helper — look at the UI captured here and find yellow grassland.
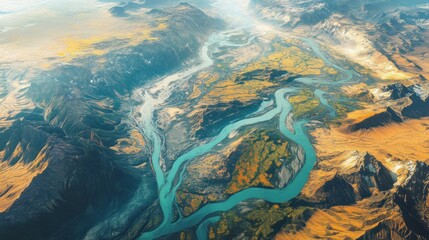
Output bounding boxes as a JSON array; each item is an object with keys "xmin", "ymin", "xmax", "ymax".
[
  {"xmin": 176, "ymin": 138, "xmax": 245, "ymax": 216},
  {"xmin": 0, "ymin": 144, "xmax": 50, "ymax": 212},
  {"xmin": 194, "ymin": 41, "xmax": 337, "ymax": 108},
  {"xmin": 110, "ymin": 129, "xmax": 146, "ymax": 154},
  {"xmin": 276, "ymin": 197, "xmax": 401, "ymax": 240},
  {"xmin": 303, "ymin": 118, "xmax": 429, "ymax": 198},
  {"xmin": 58, "ymin": 19, "xmax": 168, "ymax": 62},
  {"xmin": 226, "ymin": 131, "xmax": 288, "ymax": 194}
]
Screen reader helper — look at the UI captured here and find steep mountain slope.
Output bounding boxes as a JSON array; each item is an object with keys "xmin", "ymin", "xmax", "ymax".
[
  {"xmin": 0, "ymin": 3, "xmax": 221, "ymax": 239},
  {"xmin": 251, "ymin": 0, "xmax": 429, "ymax": 81},
  {"xmin": 200, "ymin": 1, "xmax": 429, "ymax": 239},
  {"xmin": 1, "ymin": 0, "xmax": 428, "ymax": 239}
]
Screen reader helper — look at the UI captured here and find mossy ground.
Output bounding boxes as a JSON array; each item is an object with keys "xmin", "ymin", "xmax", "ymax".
[
  {"xmin": 209, "ymin": 201, "xmax": 312, "ymax": 240},
  {"xmin": 226, "ymin": 130, "xmax": 289, "ymax": 194}
]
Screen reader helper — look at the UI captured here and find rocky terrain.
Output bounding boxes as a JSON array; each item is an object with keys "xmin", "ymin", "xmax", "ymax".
[
  {"xmin": 251, "ymin": 0, "xmax": 429, "ymax": 81},
  {"xmin": 1, "ymin": 0, "xmax": 428, "ymax": 239},
  {"xmin": 0, "ymin": 2, "xmax": 221, "ymax": 239},
  {"xmin": 203, "ymin": 1, "xmax": 429, "ymax": 239}
]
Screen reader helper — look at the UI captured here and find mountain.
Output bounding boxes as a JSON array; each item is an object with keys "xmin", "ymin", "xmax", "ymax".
[
  {"xmin": 349, "ymin": 83, "xmax": 429, "ymax": 131},
  {"xmin": 1, "ymin": 0, "xmax": 428, "ymax": 239},
  {"xmin": 251, "ymin": 0, "xmax": 429, "ymax": 80},
  {"xmin": 0, "ymin": 3, "xmax": 221, "ymax": 239}
]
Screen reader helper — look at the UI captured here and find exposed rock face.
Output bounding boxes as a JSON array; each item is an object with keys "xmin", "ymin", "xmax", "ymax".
[
  {"xmin": 276, "ymin": 144, "xmax": 305, "ymax": 188},
  {"xmin": 402, "ymin": 94, "xmax": 429, "ymax": 119},
  {"xmin": 381, "ymin": 83, "xmax": 413, "ymax": 100},
  {"xmin": 394, "ymin": 162, "xmax": 429, "ymax": 238},
  {"xmin": 308, "ymin": 152, "xmax": 396, "ymax": 206},
  {"xmin": 0, "ymin": 3, "xmax": 221, "ymax": 239},
  {"xmin": 275, "ymin": 151, "xmax": 428, "ymax": 239},
  {"xmin": 253, "ymin": 0, "xmax": 429, "ymax": 80},
  {"xmin": 242, "ymin": 1, "xmax": 429, "ymax": 239},
  {"xmin": 349, "ymin": 83, "xmax": 429, "ymax": 131},
  {"xmin": 0, "ymin": 111, "xmax": 64, "ymax": 165},
  {"xmin": 356, "ymin": 218, "xmax": 424, "ymax": 240},
  {"xmin": 356, "ymin": 161, "xmax": 429, "ymax": 240},
  {"xmin": 375, "ymin": 7, "xmax": 429, "ymax": 47},
  {"xmin": 251, "ymin": 0, "xmax": 333, "ymax": 27},
  {"xmin": 0, "ymin": 113, "xmax": 137, "ymax": 240},
  {"xmin": 312, "ymin": 174, "xmax": 357, "ymax": 206},
  {"xmin": 350, "ymin": 107, "xmax": 403, "ymax": 131},
  {"xmin": 342, "ymin": 153, "xmax": 396, "ymax": 198}
]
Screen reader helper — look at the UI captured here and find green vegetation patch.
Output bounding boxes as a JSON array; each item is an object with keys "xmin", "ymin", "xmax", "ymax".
[
  {"xmin": 209, "ymin": 201, "xmax": 313, "ymax": 240},
  {"xmin": 226, "ymin": 130, "xmax": 290, "ymax": 194},
  {"xmin": 289, "ymin": 90, "xmax": 321, "ymax": 119}
]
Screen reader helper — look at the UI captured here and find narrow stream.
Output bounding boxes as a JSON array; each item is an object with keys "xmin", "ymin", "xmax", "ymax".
[{"xmin": 315, "ymin": 89, "xmax": 337, "ymax": 118}]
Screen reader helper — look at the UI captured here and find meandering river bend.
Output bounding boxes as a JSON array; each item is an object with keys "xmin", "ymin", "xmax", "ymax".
[{"xmin": 133, "ymin": 1, "xmax": 356, "ymax": 239}]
